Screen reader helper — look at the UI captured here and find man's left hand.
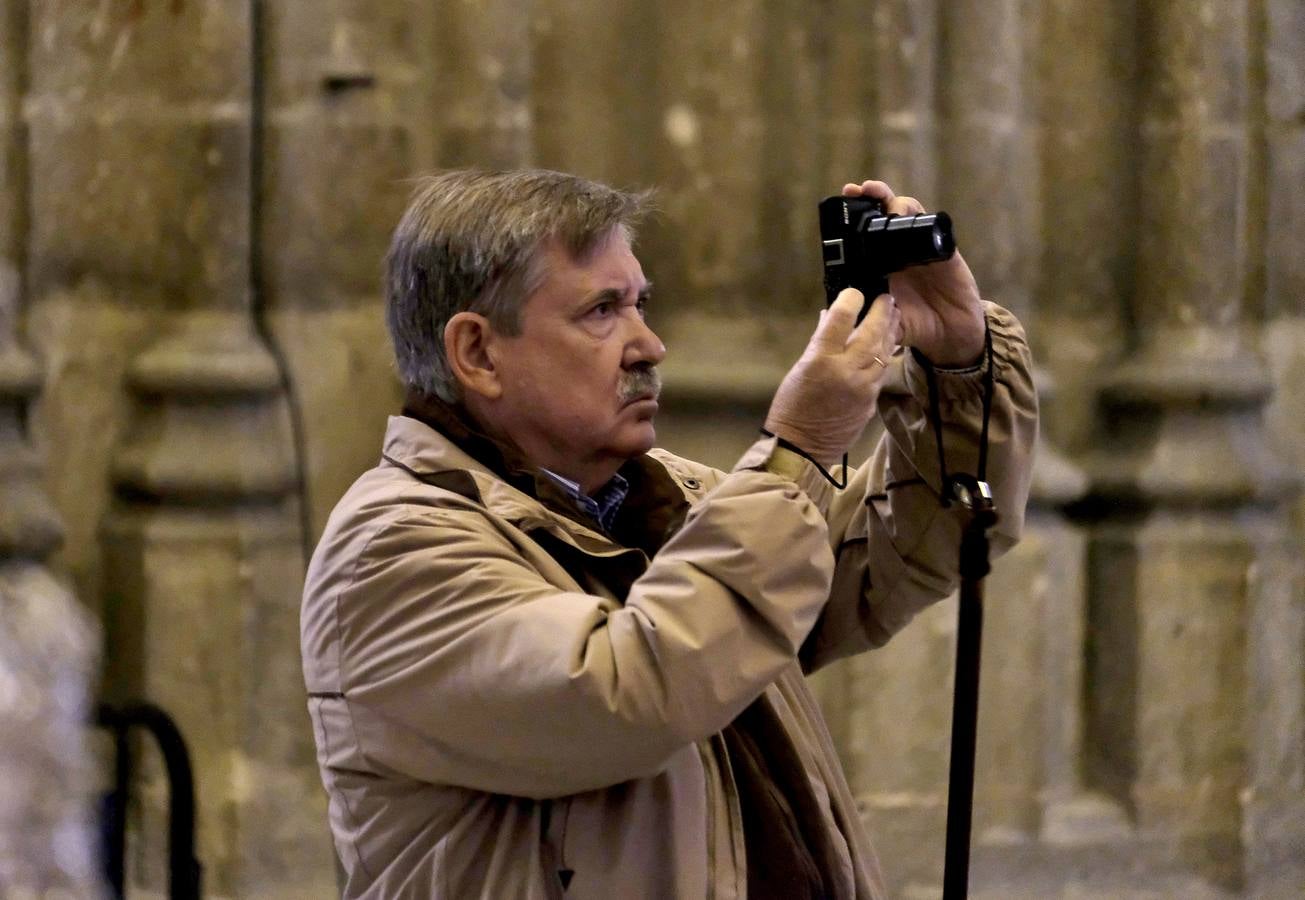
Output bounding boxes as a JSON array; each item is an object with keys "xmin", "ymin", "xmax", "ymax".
[{"xmin": 842, "ymin": 180, "xmax": 986, "ymax": 368}]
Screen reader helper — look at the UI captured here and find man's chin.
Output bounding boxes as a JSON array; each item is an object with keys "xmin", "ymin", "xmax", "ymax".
[{"xmin": 614, "ymin": 420, "xmax": 658, "ymax": 458}]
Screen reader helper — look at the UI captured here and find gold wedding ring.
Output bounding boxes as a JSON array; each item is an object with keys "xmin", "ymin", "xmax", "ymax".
[{"xmin": 872, "ymin": 355, "xmax": 888, "ymax": 368}]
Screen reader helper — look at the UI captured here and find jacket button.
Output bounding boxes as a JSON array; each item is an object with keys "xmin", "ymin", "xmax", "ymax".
[{"xmin": 683, "ymin": 478, "xmax": 701, "ymax": 490}]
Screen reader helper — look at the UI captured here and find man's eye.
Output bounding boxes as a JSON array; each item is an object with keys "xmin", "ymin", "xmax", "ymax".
[
  {"xmin": 636, "ymin": 297, "xmax": 648, "ymax": 319},
  {"xmin": 590, "ymin": 302, "xmax": 614, "ymax": 318}
]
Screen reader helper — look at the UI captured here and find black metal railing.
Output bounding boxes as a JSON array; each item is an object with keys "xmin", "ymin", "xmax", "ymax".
[{"xmin": 95, "ymin": 702, "xmax": 202, "ymax": 900}]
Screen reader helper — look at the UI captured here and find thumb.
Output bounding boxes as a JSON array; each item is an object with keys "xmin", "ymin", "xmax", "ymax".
[{"xmin": 812, "ymin": 288, "xmax": 864, "ymax": 352}]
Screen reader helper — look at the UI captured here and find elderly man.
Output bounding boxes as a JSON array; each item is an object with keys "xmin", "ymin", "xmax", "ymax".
[{"xmin": 302, "ymin": 169, "xmax": 1036, "ymax": 899}]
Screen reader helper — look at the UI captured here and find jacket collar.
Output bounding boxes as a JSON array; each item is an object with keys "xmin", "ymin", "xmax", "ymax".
[{"xmin": 391, "ymin": 390, "xmax": 691, "ymax": 556}]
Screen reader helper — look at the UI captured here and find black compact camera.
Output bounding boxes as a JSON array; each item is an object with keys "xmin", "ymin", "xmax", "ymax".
[{"xmin": 818, "ymin": 195, "xmax": 956, "ymax": 320}]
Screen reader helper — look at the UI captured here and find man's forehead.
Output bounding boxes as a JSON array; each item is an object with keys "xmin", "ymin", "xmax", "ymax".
[{"xmin": 534, "ymin": 231, "xmax": 648, "ymax": 299}]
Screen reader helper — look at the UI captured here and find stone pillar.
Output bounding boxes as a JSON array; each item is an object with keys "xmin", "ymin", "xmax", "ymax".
[
  {"xmin": 935, "ymin": 0, "xmax": 1046, "ymax": 848},
  {"xmin": 1032, "ymin": 0, "xmax": 1136, "ymax": 453},
  {"xmin": 0, "ymin": 0, "xmax": 58, "ymax": 566},
  {"xmin": 651, "ymin": 2, "xmax": 765, "ymax": 322},
  {"xmin": 937, "ymin": 0, "xmax": 1036, "ymax": 322},
  {"xmin": 432, "ymin": 0, "xmax": 535, "ymax": 169},
  {"xmin": 261, "ymin": 1, "xmax": 436, "ymax": 540},
  {"xmin": 1249, "ymin": 2, "xmax": 1305, "ymax": 896},
  {"xmin": 864, "ymin": 1, "xmax": 940, "ymax": 198},
  {"xmin": 0, "ymin": 3, "xmax": 102, "ymax": 894},
  {"xmin": 22, "ymin": 2, "xmax": 331, "ymax": 895},
  {"xmin": 650, "ymin": 3, "xmax": 798, "ymax": 469},
  {"xmin": 1079, "ymin": 2, "xmax": 1298, "ymax": 891},
  {"xmin": 968, "ymin": 0, "xmax": 1128, "ymax": 870},
  {"xmin": 532, "ymin": 0, "xmax": 656, "ymax": 185}
]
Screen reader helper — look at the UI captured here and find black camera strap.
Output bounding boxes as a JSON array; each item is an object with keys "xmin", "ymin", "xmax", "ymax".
[
  {"xmin": 757, "ymin": 430, "xmax": 850, "ymax": 491},
  {"xmin": 919, "ymin": 323, "xmax": 995, "ymax": 497}
]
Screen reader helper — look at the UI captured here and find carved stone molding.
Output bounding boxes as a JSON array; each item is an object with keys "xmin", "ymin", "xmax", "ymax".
[{"xmin": 110, "ymin": 311, "xmax": 295, "ymax": 506}]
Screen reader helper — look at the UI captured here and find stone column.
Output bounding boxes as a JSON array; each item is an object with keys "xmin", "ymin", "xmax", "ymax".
[
  {"xmin": 0, "ymin": 3, "xmax": 102, "ymax": 894},
  {"xmin": 1023, "ymin": 9, "xmax": 1136, "ymax": 857},
  {"xmin": 937, "ymin": 0, "xmax": 1036, "ymax": 322},
  {"xmin": 935, "ymin": 0, "xmax": 1044, "ymax": 849},
  {"xmin": 966, "ymin": 0, "xmax": 1130, "ymax": 866},
  {"xmin": 651, "ymin": 4, "xmax": 765, "ymax": 321},
  {"xmin": 0, "ymin": 0, "xmax": 59, "ymax": 565},
  {"xmin": 863, "ymin": 0, "xmax": 941, "ymax": 201},
  {"xmin": 650, "ymin": 3, "xmax": 796, "ymax": 468},
  {"xmin": 1033, "ymin": 0, "xmax": 1136, "ymax": 453},
  {"xmin": 532, "ymin": 0, "xmax": 656, "ymax": 185},
  {"xmin": 22, "ymin": 2, "xmax": 331, "ymax": 895},
  {"xmin": 1079, "ymin": 2, "xmax": 1298, "ymax": 891},
  {"xmin": 433, "ymin": 0, "xmax": 535, "ymax": 169},
  {"xmin": 1249, "ymin": 2, "xmax": 1305, "ymax": 896}
]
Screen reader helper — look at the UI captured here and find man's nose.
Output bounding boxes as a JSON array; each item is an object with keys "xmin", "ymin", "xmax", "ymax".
[{"xmin": 623, "ymin": 314, "xmax": 667, "ymax": 367}]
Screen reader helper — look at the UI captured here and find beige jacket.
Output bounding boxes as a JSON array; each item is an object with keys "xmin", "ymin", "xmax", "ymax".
[{"xmin": 301, "ymin": 303, "xmax": 1037, "ymax": 899}]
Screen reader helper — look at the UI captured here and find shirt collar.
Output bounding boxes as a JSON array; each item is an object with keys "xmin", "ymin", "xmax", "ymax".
[{"xmin": 541, "ymin": 469, "xmax": 631, "ymax": 535}]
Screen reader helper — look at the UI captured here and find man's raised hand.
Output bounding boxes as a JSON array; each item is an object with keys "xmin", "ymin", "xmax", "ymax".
[
  {"xmin": 763, "ymin": 287, "xmax": 901, "ymax": 466},
  {"xmin": 842, "ymin": 180, "xmax": 986, "ymax": 368}
]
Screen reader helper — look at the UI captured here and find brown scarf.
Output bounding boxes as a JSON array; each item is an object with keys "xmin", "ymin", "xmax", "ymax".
[{"xmin": 400, "ymin": 388, "xmax": 691, "ymax": 556}]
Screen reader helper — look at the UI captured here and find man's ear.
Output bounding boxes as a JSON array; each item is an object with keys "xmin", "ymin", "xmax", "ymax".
[{"xmin": 444, "ymin": 312, "xmax": 504, "ymax": 400}]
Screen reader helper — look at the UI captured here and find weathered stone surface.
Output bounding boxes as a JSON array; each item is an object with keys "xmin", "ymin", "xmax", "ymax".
[
  {"xmin": 1084, "ymin": 515, "xmax": 1292, "ymax": 891},
  {"xmin": 432, "ymin": 0, "xmax": 535, "ymax": 168},
  {"xmin": 650, "ymin": 2, "xmax": 766, "ymax": 319},
  {"xmin": 20, "ymin": 5, "xmax": 334, "ymax": 896},
  {"xmin": 1244, "ymin": 527, "xmax": 1305, "ymax": 899},
  {"xmin": 1030, "ymin": 0, "xmax": 1135, "ymax": 453},
  {"xmin": 867, "ymin": 0, "xmax": 940, "ymax": 196},
  {"xmin": 268, "ymin": 305, "xmax": 400, "ymax": 538},
  {"xmin": 26, "ymin": 114, "xmax": 252, "ymax": 307},
  {"xmin": 1265, "ymin": 130, "xmax": 1305, "ymax": 322},
  {"xmin": 1135, "ymin": 2, "xmax": 1250, "ymax": 330},
  {"xmin": 101, "ymin": 509, "xmax": 335, "ymax": 899},
  {"xmin": 939, "ymin": 0, "xmax": 1036, "ymax": 321},
  {"xmin": 532, "ymin": 0, "xmax": 657, "ymax": 185},
  {"xmin": 28, "ymin": 281, "xmax": 162, "ymax": 604},
  {"xmin": 29, "ymin": 1, "xmax": 248, "ymax": 103},
  {"xmin": 263, "ymin": 2, "xmax": 436, "ymax": 302}
]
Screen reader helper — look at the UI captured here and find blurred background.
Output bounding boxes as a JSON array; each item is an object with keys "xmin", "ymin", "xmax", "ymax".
[{"xmin": 1, "ymin": 1, "xmax": 1302, "ymax": 897}]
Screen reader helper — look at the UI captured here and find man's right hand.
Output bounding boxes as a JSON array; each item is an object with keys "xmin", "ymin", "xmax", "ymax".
[{"xmin": 763, "ymin": 288, "xmax": 901, "ymax": 466}]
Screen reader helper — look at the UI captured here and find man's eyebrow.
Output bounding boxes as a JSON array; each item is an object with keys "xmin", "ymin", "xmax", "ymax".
[{"xmin": 581, "ymin": 282, "xmax": 653, "ymax": 305}]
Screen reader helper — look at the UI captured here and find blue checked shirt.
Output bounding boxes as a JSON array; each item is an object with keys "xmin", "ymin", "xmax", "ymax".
[{"xmin": 541, "ymin": 469, "xmax": 630, "ymax": 535}]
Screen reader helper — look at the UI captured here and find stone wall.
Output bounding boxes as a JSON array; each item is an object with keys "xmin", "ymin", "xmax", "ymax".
[{"xmin": 0, "ymin": 2, "xmax": 1300, "ymax": 897}]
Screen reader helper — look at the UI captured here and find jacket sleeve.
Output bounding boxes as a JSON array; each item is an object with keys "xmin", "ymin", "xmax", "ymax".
[
  {"xmin": 798, "ymin": 301, "xmax": 1039, "ymax": 673},
  {"xmin": 332, "ymin": 468, "xmax": 837, "ymax": 799}
]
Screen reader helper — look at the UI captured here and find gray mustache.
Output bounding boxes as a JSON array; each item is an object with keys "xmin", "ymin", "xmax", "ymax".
[{"xmin": 618, "ymin": 366, "xmax": 662, "ymax": 404}]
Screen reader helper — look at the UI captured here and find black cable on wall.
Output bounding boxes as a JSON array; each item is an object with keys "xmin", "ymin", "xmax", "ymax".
[{"xmin": 246, "ymin": 0, "xmax": 315, "ymax": 567}]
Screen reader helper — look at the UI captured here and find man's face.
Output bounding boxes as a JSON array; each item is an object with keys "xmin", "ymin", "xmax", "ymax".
[{"xmin": 486, "ymin": 229, "xmax": 665, "ymax": 490}]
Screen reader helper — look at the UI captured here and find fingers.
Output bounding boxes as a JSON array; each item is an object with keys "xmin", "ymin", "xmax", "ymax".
[
  {"xmin": 847, "ymin": 293, "xmax": 901, "ymax": 369},
  {"xmin": 840, "ymin": 179, "xmax": 927, "ymax": 216},
  {"xmin": 811, "ymin": 288, "xmax": 864, "ymax": 352},
  {"xmin": 842, "ymin": 180, "xmax": 893, "ymax": 203}
]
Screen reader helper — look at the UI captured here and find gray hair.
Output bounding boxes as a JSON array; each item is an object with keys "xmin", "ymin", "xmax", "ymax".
[{"xmin": 384, "ymin": 169, "xmax": 652, "ymax": 402}]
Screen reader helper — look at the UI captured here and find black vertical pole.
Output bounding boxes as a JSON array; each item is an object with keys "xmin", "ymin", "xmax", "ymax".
[
  {"xmin": 941, "ymin": 485, "xmax": 997, "ymax": 900},
  {"xmin": 941, "ymin": 573, "xmax": 985, "ymax": 899}
]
